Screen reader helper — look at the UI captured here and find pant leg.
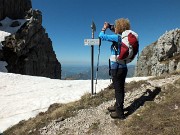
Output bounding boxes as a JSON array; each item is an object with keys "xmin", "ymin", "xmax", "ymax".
[{"xmin": 111, "ymin": 67, "xmax": 128, "ymax": 112}]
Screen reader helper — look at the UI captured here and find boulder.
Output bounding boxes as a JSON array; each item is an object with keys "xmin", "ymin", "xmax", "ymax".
[
  {"xmin": 135, "ymin": 28, "xmax": 180, "ymax": 76},
  {"xmin": 0, "ymin": 0, "xmax": 61, "ymax": 79},
  {"xmin": 0, "ymin": 0, "xmax": 31, "ymax": 20}
]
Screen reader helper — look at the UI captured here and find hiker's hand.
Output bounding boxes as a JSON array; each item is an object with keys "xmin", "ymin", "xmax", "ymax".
[
  {"xmin": 103, "ymin": 22, "xmax": 109, "ymax": 29},
  {"xmin": 101, "ymin": 22, "xmax": 109, "ymax": 31}
]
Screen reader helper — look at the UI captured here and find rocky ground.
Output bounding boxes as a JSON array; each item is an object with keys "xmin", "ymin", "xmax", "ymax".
[{"xmin": 39, "ymin": 75, "xmax": 179, "ymax": 135}]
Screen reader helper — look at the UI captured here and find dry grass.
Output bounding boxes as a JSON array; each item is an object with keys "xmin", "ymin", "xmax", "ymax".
[
  {"xmin": 121, "ymin": 79, "xmax": 180, "ymax": 135},
  {"xmin": 125, "ymin": 80, "xmax": 150, "ymax": 92}
]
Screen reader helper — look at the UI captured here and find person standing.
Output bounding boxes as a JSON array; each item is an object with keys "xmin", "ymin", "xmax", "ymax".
[{"xmin": 99, "ymin": 18, "xmax": 131, "ymax": 119}]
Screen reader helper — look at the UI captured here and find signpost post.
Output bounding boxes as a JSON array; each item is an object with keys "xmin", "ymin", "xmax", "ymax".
[
  {"xmin": 91, "ymin": 21, "xmax": 95, "ymax": 95},
  {"xmin": 84, "ymin": 21, "xmax": 100, "ymax": 95}
]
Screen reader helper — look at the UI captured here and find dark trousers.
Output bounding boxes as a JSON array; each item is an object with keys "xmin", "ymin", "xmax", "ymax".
[{"xmin": 111, "ymin": 67, "xmax": 128, "ymax": 111}]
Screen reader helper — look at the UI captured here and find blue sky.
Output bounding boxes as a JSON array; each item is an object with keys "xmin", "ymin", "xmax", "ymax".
[{"xmin": 32, "ymin": 0, "xmax": 180, "ymax": 66}]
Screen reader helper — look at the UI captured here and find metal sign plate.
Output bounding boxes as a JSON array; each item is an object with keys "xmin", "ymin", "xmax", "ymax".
[{"xmin": 84, "ymin": 39, "xmax": 100, "ymax": 46}]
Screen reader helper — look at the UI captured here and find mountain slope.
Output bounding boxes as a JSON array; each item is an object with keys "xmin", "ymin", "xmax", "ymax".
[
  {"xmin": 3, "ymin": 72, "xmax": 180, "ymax": 135},
  {"xmin": 39, "ymin": 73, "xmax": 180, "ymax": 135}
]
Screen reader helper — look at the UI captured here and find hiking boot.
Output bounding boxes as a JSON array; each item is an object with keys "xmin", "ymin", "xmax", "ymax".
[
  {"xmin": 110, "ymin": 111, "xmax": 125, "ymax": 119},
  {"xmin": 110, "ymin": 103, "xmax": 125, "ymax": 119},
  {"xmin": 107, "ymin": 105, "xmax": 116, "ymax": 112},
  {"xmin": 107, "ymin": 102, "xmax": 117, "ymax": 112}
]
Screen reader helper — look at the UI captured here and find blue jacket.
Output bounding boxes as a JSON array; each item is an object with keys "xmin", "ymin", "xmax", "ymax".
[{"xmin": 99, "ymin": 31, "xmax": 127, "ymax": 69}]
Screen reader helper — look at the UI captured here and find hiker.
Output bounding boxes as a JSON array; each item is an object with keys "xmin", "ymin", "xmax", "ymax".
[{"xmin": 99, "ymin": 18, "xmax": 132, "ymax": 119}]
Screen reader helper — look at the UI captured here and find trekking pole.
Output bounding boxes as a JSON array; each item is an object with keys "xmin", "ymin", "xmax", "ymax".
[{"xmin": 95, "ymin": 38, "xmax": 101, "ymax": 94}]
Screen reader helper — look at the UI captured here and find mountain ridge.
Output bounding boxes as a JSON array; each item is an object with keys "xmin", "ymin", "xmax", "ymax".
[{"xmin": 62, "ymin": 65, "xmax": 135, "ymax": 80}]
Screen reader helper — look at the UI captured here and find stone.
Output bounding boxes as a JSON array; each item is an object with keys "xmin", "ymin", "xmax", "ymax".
[
  {"xmin": 135, "ymin": 29, "xmax": 180, "ymax": 76},
  {"xmin": 0, "ymin": 0, "xmax": 32, "ymax": 20},
  {"xmin": 0, "ymin": 0, "xmax": 61, "ymax": 79},
  {"xmin": 10, "ymin": 21, "xmax": 21, "ymax": 27}
]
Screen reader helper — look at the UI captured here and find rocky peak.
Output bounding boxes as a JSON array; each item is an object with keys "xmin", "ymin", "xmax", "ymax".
[
  {"xmin": 0, "ymin": 0, "xmax": 32, "ymax": 20},
  {"xmin": 0, "ymin": 0, "xmax": 61, "ymax": 79},
  {"xmin": 157, "ymin": 29, "xmax": 179, "ymax": 61},
  {"xmin": 135, "ymin": 28, "xmax": 180, "ymax": 76}
]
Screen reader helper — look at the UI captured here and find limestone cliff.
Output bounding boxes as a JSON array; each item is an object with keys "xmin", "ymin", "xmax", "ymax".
[
  {"xmin": 135, "ymin": 28, "xmax": 180, "ymax": 76},
  {"xmin": 0, "ymin": 0, "xmax": 31, "ymax": 20},
  {"xmin": 0, "ymin": 0, "xmax": 61, "ymax": 79}
]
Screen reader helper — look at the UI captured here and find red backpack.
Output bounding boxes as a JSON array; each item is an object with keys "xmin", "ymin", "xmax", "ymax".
[{"xmin": 117, "ymin": 30, "xmax": 139, "ymax": 64}]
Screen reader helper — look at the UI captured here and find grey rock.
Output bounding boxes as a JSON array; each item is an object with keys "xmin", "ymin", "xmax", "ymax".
[
  {"xmin": 135, "ymin": 28, "xmax": 180, "ymax": 76},
  {"xmin": 10, "ymin": 21, "xmax": 21, "ymax": 27},
  {"xmin": 0, "ymin": 0, "xmax": 61, "ymax": 79},
  {"xmin": 0, "ymin": 0, "xmax": 31, "ymax": 20}
]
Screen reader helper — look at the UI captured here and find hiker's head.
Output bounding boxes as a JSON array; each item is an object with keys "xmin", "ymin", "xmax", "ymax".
[{"xmin": 114, "ymin": 18, "xmax": 130, "ymax": 34}]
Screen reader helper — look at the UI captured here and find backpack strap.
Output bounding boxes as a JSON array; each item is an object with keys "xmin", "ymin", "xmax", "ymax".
[
  {"xmin": 112, "ymin": 42, "xmax": 118, "ymax": 52},
  {"xmin": 122, "ymin": 35, "xmax": 128, "ymax": 39},
  {"xmin": 111, "ymin": 42, "xmax": 127, "ymax": 64}
]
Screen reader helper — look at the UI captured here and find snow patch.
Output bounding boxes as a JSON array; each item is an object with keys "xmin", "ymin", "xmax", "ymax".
[{"xmin": 0, "ymin": 72, "xmax": 151, "ymax": 132}]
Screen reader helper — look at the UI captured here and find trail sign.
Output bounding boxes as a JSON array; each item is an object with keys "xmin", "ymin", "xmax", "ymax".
[{"xmin": 84, "ymin": 39, "xmax": 100, "ymax": 46}]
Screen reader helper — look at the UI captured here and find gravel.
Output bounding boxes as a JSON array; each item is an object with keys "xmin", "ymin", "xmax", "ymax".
[{"xmin": 39, "ymin": 75, "xmax": 179, "ymax": 135}]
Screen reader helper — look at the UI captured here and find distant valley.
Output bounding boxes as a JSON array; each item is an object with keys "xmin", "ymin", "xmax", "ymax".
[{"xmin": 62, "ymin": 65, "xmax": 135, "ymax": 80}]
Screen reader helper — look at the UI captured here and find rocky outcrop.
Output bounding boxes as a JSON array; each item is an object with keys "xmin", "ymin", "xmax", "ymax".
[
  {"xmin": 0, "ymin": 0, "xmax": 61, "ymax": 79},
  {"xmin": 135, "ymin": 28, "xmax": 180, "ymax": 76},
  {"xmin": 0, "ymin": 0, "xmax": 31, "ymax": 20}
]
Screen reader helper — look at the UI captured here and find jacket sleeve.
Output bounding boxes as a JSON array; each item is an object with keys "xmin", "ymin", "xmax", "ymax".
[{"xmin": 99, "ymin": 31, "xmax": 121, "ymax": 43}]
